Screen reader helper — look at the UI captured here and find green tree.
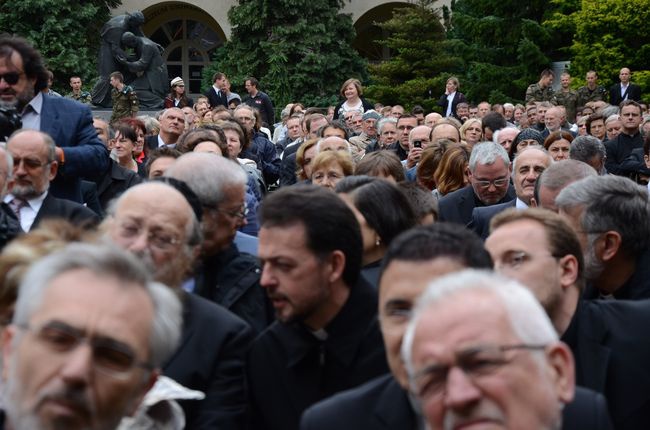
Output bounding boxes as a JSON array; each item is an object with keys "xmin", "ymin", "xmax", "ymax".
[
  {"xmin": 545, "ymin": 0, "xmax": 650, "ymax": 99},
  {"xmin": 447, "ymin": 0, "xmax": 555, "ymax": 104},
  {"xmin": 203, "ymin": 0, "xmax": 367, "ymax": 110},
  {"xmin": 0, "ymin": 0, "xmax": 121, "ymax": 94},
  {"xmin": 365, "ymin": 0, "xmax": 464, "ymax": 112}
]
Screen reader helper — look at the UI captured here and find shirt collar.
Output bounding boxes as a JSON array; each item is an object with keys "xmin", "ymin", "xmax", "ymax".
[{"xmin": 23, "ymin": 91, "xmax": 43, "ymax": 116}]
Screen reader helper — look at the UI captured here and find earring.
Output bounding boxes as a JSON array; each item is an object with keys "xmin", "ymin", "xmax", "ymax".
[{"xmin": 375, "ymin": 237, "xmax": 381, "ymax": 247}]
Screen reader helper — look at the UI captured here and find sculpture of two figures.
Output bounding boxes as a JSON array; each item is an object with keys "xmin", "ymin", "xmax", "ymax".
[{"xmin": 92, "ymin": 11, "xmax": 168, "ymax": 109}]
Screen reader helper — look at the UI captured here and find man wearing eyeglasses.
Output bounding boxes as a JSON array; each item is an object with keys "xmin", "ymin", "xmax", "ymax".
[
  {"xmin": 4, "ymin": 129, "xmax": 98, "ymax": 232},
  {"xmin": 0, "ymin": 35, "xmax": 108, "ymax": 204},
  {"xmin": 1, "ymin": 243, "xmax": 183, "ymax": 430},
  {"xmin": 469, "ymin": 145, "xmax": 552, "ymax": 239},
  {"xmin": 105, "ymin": 181, "xmax": 253, "ymax": 429},
  {"xmin": 402, "ymin": 270, "xmax": 578, "ymax": 430},
  {"xmin": 438, "ymin": 141, "xmax": 516, "ymax": 225},
  {"xmin": 487, "ymin": 208, "xmax": 647, "ymax": 429}
]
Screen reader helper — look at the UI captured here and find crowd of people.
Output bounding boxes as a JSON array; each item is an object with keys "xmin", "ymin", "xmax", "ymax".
[{"xmin": 0, "ymin": 31, "xmax": 649, "ymax": 429}]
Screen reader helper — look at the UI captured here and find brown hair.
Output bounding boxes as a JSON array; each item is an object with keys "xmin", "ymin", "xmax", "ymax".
[
  {"xmin": 355, "ymin": 151, "xmax": 406, "ymax": 182},
  {"xmin": 434, "ymin": 144, "xmax": 471, "ymax": 195},
  {"xmin": 295, "ymin": 139, "xmax": 319, "ymax": 181},
  {"xmin": 311, "ymin": 150, "xmax": 354, "ymax": 179},
  {"xmin": 339, "ymin": 78, "xmax": 363, "ymax": 98}
]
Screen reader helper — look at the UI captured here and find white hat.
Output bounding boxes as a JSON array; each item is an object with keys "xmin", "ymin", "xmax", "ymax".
[{"xmin": 170, "ymin": 77, "xmax": 184, "ymax": 87}]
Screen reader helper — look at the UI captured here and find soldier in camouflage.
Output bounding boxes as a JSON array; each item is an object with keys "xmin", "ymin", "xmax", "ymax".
[
  {"xmin": 555, "ymin": 71, "xmax": 579, "ymax": 123},
  {"xmin": 577, "ymin": 70, "xmax": 609, "ymax": 108},
  {"xmin": 109, "ymin": 71, "xmax": 139, "ymax": 123},
  {"xmin": 525, "ymin": 69, "xmax": 556, "ymax": 104},
  {"xmin": 65, "ymin": 76, "xmax": 92, "ymax": 105}
]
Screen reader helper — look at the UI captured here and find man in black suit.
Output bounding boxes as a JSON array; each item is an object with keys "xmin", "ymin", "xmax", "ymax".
[
  {"xmin": 249, "ymin": 185, "xmax": 388, "ymax": 430},
  {"xmin": 469, "ymin": 145, "xmax": 552, "ymax": 239},
  {"xmin": 438, "ymin": 141, "xmax": 516, "ymax": 225},
  {"xmin": 609, "ymin": 67, "xmax": 642, "ymax": 106},
  {"xmin": 145, "ymin": 107, "xmax": 185, "ymax": 150},
  {"xmin": 106, "ymin": 181, "xmax": 252, "ymax": 430},
  {"xmin": 603, "ymin": 100, "xmax": 643, "ymax": 175},
  {"xmin": 556, "ymin": 174, "xmax": 650, "ymax": 300},
  {"xmin": 301, "ymin": 223, "xmax": 493, "ymax": 430},
  {"xmin": 5, "ymin": 130, "xmax": 98, "ymax": 232},
  {"xmin": 487, "ymin": 208, "xmax": 646, "ymax": 429},
  {"xmin": 204, "ymin": 72, "xmax": 228, "ymax": 108}
]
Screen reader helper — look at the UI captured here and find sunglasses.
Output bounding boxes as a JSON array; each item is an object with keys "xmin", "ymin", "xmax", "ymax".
[{"xmin": 0, "ymin": 72, "xmax": 23, "ymax": 85}]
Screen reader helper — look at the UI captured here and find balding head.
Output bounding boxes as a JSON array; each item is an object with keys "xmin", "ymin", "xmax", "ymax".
[{"xmin": 317, "ymin": 136, "xmax": 351, "ymax": 154}]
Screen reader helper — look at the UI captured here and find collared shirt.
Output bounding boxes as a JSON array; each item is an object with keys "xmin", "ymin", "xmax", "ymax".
[
  {"xmin": 4, "ymin": 191, "xmax": 47, "ymax": 232},
  {"xmin": 515, "ymin": 197, "xmax": 528, "ymax": 209},
  {"xmin": 20, "ymin": 92, "xmax": 43, "ymax": 131},
  {"xmin": 446, "ymin": 92, "xmax": 456, "ymax": 117},
  {"xmin": 621, "ymin": 83, "xmax": 629, "ymax": 99}
]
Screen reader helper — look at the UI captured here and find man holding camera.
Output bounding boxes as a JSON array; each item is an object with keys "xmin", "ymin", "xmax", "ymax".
[{"xmin": 0, "ymin": 35, "xmax": 108, "ymax": 203}]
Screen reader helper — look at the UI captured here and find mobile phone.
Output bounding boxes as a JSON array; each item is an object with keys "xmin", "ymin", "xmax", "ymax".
[{"xmin": 413, "ymin": 140, "xmax": 422, "ymax": 148}]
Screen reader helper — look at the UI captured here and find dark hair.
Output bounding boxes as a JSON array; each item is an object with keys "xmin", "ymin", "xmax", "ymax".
[
  {"xmin": 619, "ymin": 99, "xmax": 642, "ymax": 113},
  {"xmin": 246, "ymin": 76, "xmax": 259, "ymax": 88},
  {"xmin": 354, "ymin": 151, "xmax": 405, "ymax": 182},
  {"xmin": 110, "ymin": 71, "xmax": 124, "ymax": 83},
  {"xmin": 585, "ymin": 113, "xmax": 605, "ymax": 135},
  {"xmin": 320, "ymin": 122, "xmax": 349, "ymax": 140},
  {"xmin": 411, "ymin": 105, "xmax": 425, "ymax": 115},
  {"xmin": 397, "ymin": 181, "xmax": 438, "ymax": 223},
  {"xmin": 259, "ymin": 185, "xmax": 363, "ymax": 287},
  {"xmin": 543, "ymin": 131, "xmax": 574, "ymax": 150},
  {"xmin": 481, "ymin": 112, "xmax": 507, "ymax": 134},
  {"xmin": 113, "ymin": 123, "xmax": 137, "ymax": 143},
  {"xmin": 218, "ymin": 120, "xmax": 250, "ymax": 155},
  {"xmin": 0, "ymin": 34, "xmax": 48, "ymax": 92},
  {"xmin": 177, "ymin": 127, "xmax": 228, "ymax": 155},
  {"xmin": 305, "ymin": 114, "xmax": 328, "ymax": 134},
  {"xmin": 380, "ymin": 223, "xmax": 493, "ymax": 281},
  {"xmin": 145, "ymin": 147, "xmax": 182, "ymax": 177},
  {"xmin": 211, "ymin": 72, "xmax": 225, "ymax": 83},
  {"xmin": 540, "ymin": 69, "xmax": 555, "ymax": 78},
  {"xmin": 118, "ymin": 117, "xmax": 146, "ymax": 136},
  {"xmin": 336, "ymin": 177, "xmax": 417, "ymax": 248}
]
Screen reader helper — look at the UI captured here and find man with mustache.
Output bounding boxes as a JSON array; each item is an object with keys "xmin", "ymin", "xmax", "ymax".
[
  {"xmin": 1, "ymin": 243, "xmax": 183, "ymax": 430},
  {"xmin": 0, "ymin": 35, "xmax": 108, "ymax": 203},
  {"xmin": 105, "ymin": 181, "xmax": 253, "ymax": 429}
]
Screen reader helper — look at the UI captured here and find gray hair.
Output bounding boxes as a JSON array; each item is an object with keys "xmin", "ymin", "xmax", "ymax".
[
  {"xmin": 512, "ymin": 145, "xmax": 551, "ymax": 173},
  {"xmin": 12, "ymin": 243, "xmax": 183, "ymax": 368},
  {"xmin": 137, "ymin": 115, "xmax": 160, "ymax": 135},
  {"xmin": 315, "ymin": 137, "xmax": 352, "ymax": 155},
  {"xmin": 600, "ymin": 105, "xmax": 619, "ymax": 120},
  {"xmin": 556, "ymin": 175, "xmax": 650, "ymax": 255},
  {"xmin": 164, "ymin": 152, "xmax": 247, "ymax": 209},
  {"xmin": 503, "ymin": 103, "xmax": 514, "ymax": 110},
  {"xmin": 468, "ymin": 141, "xmax": 510, "ymax": 172},
  {"xmin": 569, "ymin": 136, "xmax": 606, "ymax": 166},
  {"xmin": 604, "ymin": 114, "xmax": 621, "ymax": 126},
  {"xmin": 376, "ymin": 117, "xmax": 397, "ymax": 134},
  {"xmin": 493, "ymin": 126, "xmax": 520, "ymax": 145},
  {"xmin": 401, "ymin": 269, "xmax": 558, "ymax": 389},
  {"xmin": 0, "ymin": 146, "xmax": 13, "ymax": 180},
  {"xmin": 537, "ymin": 159, "xmax": 597, "ymax": 192}
]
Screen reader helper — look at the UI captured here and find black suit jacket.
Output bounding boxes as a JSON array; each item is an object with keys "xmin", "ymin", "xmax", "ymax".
[
  {"xmin": 96, "ymin": 160, "xmax": 142, "ymax": 212},
  {"xmin": 562, "ymin": 299, "xmax": 650, "ymax": 429},
  {"xmin": 31, "ymin": 192, "xmax": 99, "ymax": 231},
  {"xmin": 438, "ymin": 184, "xmax": 516, "ymax": 226},
  {"xmin": 247, "ymin": 278, "xmax": 388, "ymax": 430},
  {"xmin": 164, "ymin": 292, "xmax": 253, "ymax": 430},
  {"xmin": 437, "ymin": 91, "xmax": 468, "ymax": 119},
  {"xmin": 609, "ymin": 82, "xmax": 642, "ymax": 106},
  {"xmin": 204, "ymin": 87, "xmax": 228, "ymax": 108},
  {"xmin": 301, "ymin": 374, "xmax": 611, "ymax": 430},
  {"xmin": 468, "ymin": 199, "xmax": 517, "ymax": 239}
]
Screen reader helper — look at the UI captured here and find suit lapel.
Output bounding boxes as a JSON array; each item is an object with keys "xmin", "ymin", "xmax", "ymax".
[
  {"xmin": 30, "ymin": 193, "xmax": 54, "ymax": 231},
  {"xmin": 374, "ymin": 377, "xmax": 416, "ymax": 428},
  {"xmin": 39, "ymin": 95, "xmax": 61, "ymax": 142}
]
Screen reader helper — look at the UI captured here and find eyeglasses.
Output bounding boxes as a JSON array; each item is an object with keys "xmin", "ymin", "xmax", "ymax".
[
  {"xmin": 411, "ymin": 343, "xmax": 547, "ymax": 398},
  {"xmin": 0, "ymin": 72, "xmax": 23, "ymax": 85},
  {"xmin": 13, "ymin": 156, "xmax": 51, "ymax": 170},
  {"xmin": 19, "ymin": 321, "xmax": 152, "ymax": 379},
  {"xmin": 116, "ymin": 221, "xmax": 180, "ymax": 251},
  {"xmin": 217, "ymin": 204, "xmax": 249, "ymax": 220},
  {"xmin": 474, "ymin": 177, "xmax": 509, "ymax": 189}
]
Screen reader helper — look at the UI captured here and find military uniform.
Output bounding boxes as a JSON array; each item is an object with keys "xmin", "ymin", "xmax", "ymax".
[
  {"xmin": 555, "ymin": 89, "xmax": 579, "ymax": 123},
  {"xmin": 525, "ymin": 83, "xmax": 556, "ymax": 104},
  {"xmin": 66, "ymin": 91, "xmax": 92, "ymax": 105},
  {"xmin": 576, "ymin": 85, "xmax": 609, "ymax": 107},
  {"xmin": 110, "ymin": 85, "xmax": 139, "ymax": 123}
]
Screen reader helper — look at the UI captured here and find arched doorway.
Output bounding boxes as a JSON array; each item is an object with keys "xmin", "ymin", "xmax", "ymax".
[
  {"xmin": 353, "ymin": 2, "xmax": 416, "ymax": 63},
  {"xmin": 142, "ymin": 2, "xmax": 226, "ymax": 97}
]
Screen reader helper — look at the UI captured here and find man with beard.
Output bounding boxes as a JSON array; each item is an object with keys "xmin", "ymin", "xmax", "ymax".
[
  {"xmin": 438, "ymin": 141, "xmax": 515, "ymax": 225},
  {"xmin": 555, "ymin": 175, "xmax": 650, "ymax": 300},
  {"xmin": 1, "ymin": 242, "xmax": 183, "ymax": 430},
  {"xmin": 487, "ymin": 208, "xmax": 646, "ymax": 429},
  {"xmin": 0, "ymin": 35, "xmax": 108, "ymax": 203},
  {"xmin": 105, "ymin": 181, "xmax": 253, "ymax": 429},
  {"xmin": 4, "ymin": 130, "xmax": 98, "ymax": 232},
  {"xmin": 249, "ymin": 185, "xmax": 388, "ymax": 430}
]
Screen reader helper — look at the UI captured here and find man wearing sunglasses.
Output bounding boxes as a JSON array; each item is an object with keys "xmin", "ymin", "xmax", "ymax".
[
  {"xmin": 0, "ymin": 35, "xmax": 108, "ymax": 204},
  {"xmin": 1, "ymin": 243, "xmax": 183, "ymax": 430}
]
